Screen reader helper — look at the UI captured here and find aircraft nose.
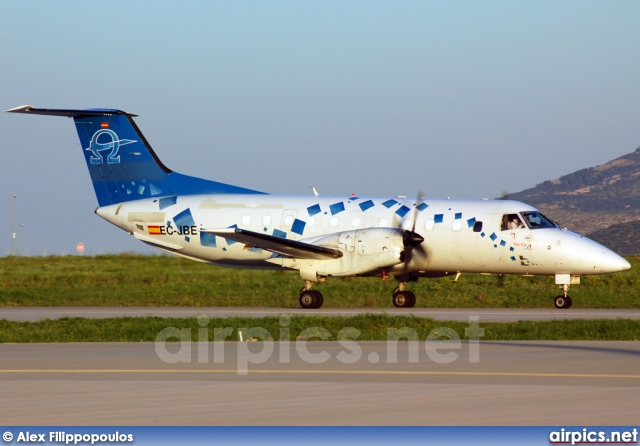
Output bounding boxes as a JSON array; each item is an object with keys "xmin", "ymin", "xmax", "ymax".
[
  {"xmin": 561, "ymin": 232, "xmax": 631, "ymax": 274},
  {"xmin": 600, "ymin": 250, "xmax": 631, "ymax": 273}
]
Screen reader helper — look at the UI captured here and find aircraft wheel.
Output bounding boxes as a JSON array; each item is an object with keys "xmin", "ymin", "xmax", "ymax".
[
  {"xmin": 300, "ymin": 290, "xmax": 324, "ymax": 309},
  {"xmin": 554, "ymin": 295, "xmax": 572, "ymax": 309},
  {"xmin": 393, "ymin": 290, "xmax": 416, "ymax": 308},
  {"xmin": 313, "ymin": 291, "xmax": 324, "ymax": 309},
  {"xmin": 300, "ymin": 290, "xmax": 316, "ymax": 309}
]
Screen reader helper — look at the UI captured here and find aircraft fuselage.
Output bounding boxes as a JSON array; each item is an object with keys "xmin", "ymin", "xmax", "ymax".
[{"xmin": 96, "ymin": 195, "xmax": 627, "ymax": 278}]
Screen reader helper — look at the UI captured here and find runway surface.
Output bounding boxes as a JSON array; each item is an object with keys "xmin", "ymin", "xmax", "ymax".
[
  {"xmin": 0, "ymin": 341, "xmax": 638, "ymax": 425},
  {"xmin": 2, "ymin": 307, "xmax": 640, "ymax": 322}
]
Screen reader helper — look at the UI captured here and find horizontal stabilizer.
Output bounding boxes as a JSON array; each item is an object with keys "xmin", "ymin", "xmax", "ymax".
[
  {"xmin": 205, "ymin": 228, "xmax": 343, "ymax": 260},
  {"xmin": 6, "ymin": 105, "xmax": 137, "ymax": 118}
]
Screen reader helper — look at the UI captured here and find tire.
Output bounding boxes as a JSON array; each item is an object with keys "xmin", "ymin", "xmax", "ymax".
[
  {"xmin": 300, "ymin": 290, "xmax": 324, "ymax": 309},
  {"xmin": 300, "ymin": 290, "xmax": 317, "ymax": 309},
  {"xmin": 406, "ymin": 291, "xmax": 416, "ymax": 308},
  {"xmin": 312, "ymin": 291, "xmax": 324, "ymax": 309},
  {"xmin": 554, "ymin": 295, "xmax": 572, "ymax": 309},
  {"xmin": 393, "ymin": 291, "xmax": 415, "ymax": 308}
]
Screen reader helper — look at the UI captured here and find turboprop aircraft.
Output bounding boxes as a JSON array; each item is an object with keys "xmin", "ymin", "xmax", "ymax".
[{"xmin": 7, "ymin": 105, "xmax": 631, "ymax": 309}]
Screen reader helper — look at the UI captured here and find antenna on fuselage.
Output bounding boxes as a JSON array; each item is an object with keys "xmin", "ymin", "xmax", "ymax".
[{"xmin": 310, "ymin": 187, "xmax": 320, "ymax": 197}]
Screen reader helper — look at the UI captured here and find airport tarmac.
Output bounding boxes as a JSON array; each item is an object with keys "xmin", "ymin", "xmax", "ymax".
[
  {"xmin": 2, "ymin": 306, "xmax": 640, "ymax": 322},
  {"xmin": 0, "ymin": 341, "xmax": 638, "ymax": 425}
]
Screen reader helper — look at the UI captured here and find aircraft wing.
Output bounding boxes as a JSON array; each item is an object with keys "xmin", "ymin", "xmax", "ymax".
[{"xmin": 205, "ymin": 228, "xmax": 343, "ymax": 260}]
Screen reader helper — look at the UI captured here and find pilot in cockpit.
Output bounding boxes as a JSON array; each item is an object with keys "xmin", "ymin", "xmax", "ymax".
[
  {"xmin": 509, "ymin": 217, "xmax": 524, "ymax": 229},
  {"xmin": 503, "ymin": 214, "xmax": 525, "ymax": 230}
]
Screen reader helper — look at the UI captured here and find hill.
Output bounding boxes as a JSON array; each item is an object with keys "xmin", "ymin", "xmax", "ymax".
[
  {"xmin": 502, "ymin": 147, "xmax": 640, "ymax": 254},
  {"xmin": 587, "ymin": 221, "xmax": 640, "ymax": 256}
]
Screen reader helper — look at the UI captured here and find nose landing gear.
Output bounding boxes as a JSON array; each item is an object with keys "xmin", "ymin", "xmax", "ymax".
[{"xmin": 554, "ymin": 284, "xmax": 573, "ymax": 309}]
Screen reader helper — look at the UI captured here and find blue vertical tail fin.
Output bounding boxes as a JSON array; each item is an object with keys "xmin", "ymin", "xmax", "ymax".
[{"xmin": 6, "ymin": 106, "xmax": 265, "ymax": 206}]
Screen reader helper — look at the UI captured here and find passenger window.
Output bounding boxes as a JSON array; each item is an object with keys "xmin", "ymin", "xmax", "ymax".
[
  {"xmin": 425, "ymin": 220, "xmax": 435, "ymax": 231},
  {"xmin": 284, "ymin": 215, "xmax": 294, "ymax": 227},
  {"xmin": 473, "ymin": 221, "xmax": 483, "ymax": 233},
  {"xmin": 502, "ymin": 214, "xmax": 524, "ymax": 231}
]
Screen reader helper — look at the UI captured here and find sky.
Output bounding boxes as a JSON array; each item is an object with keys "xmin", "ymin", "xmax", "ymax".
[{"xmin": 1, "ymin": 1, "xmax": 640, "ymax": 255}]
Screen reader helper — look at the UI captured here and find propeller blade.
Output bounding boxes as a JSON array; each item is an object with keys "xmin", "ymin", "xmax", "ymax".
[
  {"xmin": 411, "ymin": 189, "xmax": 426, "ymax": 234},
  {"xmin": 400, "ymin": 189, "xmax": 427, "ymax": 264}
]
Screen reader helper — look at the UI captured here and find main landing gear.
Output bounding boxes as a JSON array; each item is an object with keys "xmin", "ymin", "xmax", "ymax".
[
  {"xmin": 298, "ymin": 278, "xmax": 419, "ymax": 309},
  {"xmin": 299, "ymin": 280, "xmax": 324, "ymax": 309},
  {"xmin": 392, "ymin": 281, "xmax": 416, "ymax": 308},
  {"xmin": 554, "ymin": 284, "xmax": 573, "ymax": 309}
]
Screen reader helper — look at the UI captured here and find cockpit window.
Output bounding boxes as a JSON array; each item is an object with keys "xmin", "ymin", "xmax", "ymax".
[
  {"xmin": 501, "ymin": 214, "xmax": 525, "ymax": 231},
  {"xmin": 521, "ymin": 211, "xmax": 557, "ymax": 229}
]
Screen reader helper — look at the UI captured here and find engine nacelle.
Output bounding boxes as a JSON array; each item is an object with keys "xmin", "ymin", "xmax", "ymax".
[{"xmin": 267, "ymin": 228, "xmax": 405, "ymax": 279}]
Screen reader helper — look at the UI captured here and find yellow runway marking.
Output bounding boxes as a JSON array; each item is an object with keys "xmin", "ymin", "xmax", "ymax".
[{"xmin": 0, "ymin": 369, "xmax": 639, "ymax": 379}]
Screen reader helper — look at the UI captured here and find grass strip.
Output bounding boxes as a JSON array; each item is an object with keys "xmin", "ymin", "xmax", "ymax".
[
  {"xmin": 1, "ymin": 315, "xmax": 639, "ymax": 342},
  {"xmin": 0, "ymin": 255, "xmax": 639, "ymax": 308}
]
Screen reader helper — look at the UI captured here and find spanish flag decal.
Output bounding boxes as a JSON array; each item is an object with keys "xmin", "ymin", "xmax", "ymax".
[
  {"xmin": 148, "ymin": 225, "xmax": 162, "ymax": 235},
  {"xmin": 101, "ymin": 122, "xmax": 109, "ymax": 128}
]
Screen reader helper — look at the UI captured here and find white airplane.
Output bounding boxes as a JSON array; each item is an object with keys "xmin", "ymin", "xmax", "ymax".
[{"xmin": 7, "ymin": 105, "xmax": 631, "ymax": 309}]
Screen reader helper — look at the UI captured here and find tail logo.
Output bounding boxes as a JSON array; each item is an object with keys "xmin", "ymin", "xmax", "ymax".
[{"xmin": 85, "ymin": 129, "xmax": 137, "ymax": 165}]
